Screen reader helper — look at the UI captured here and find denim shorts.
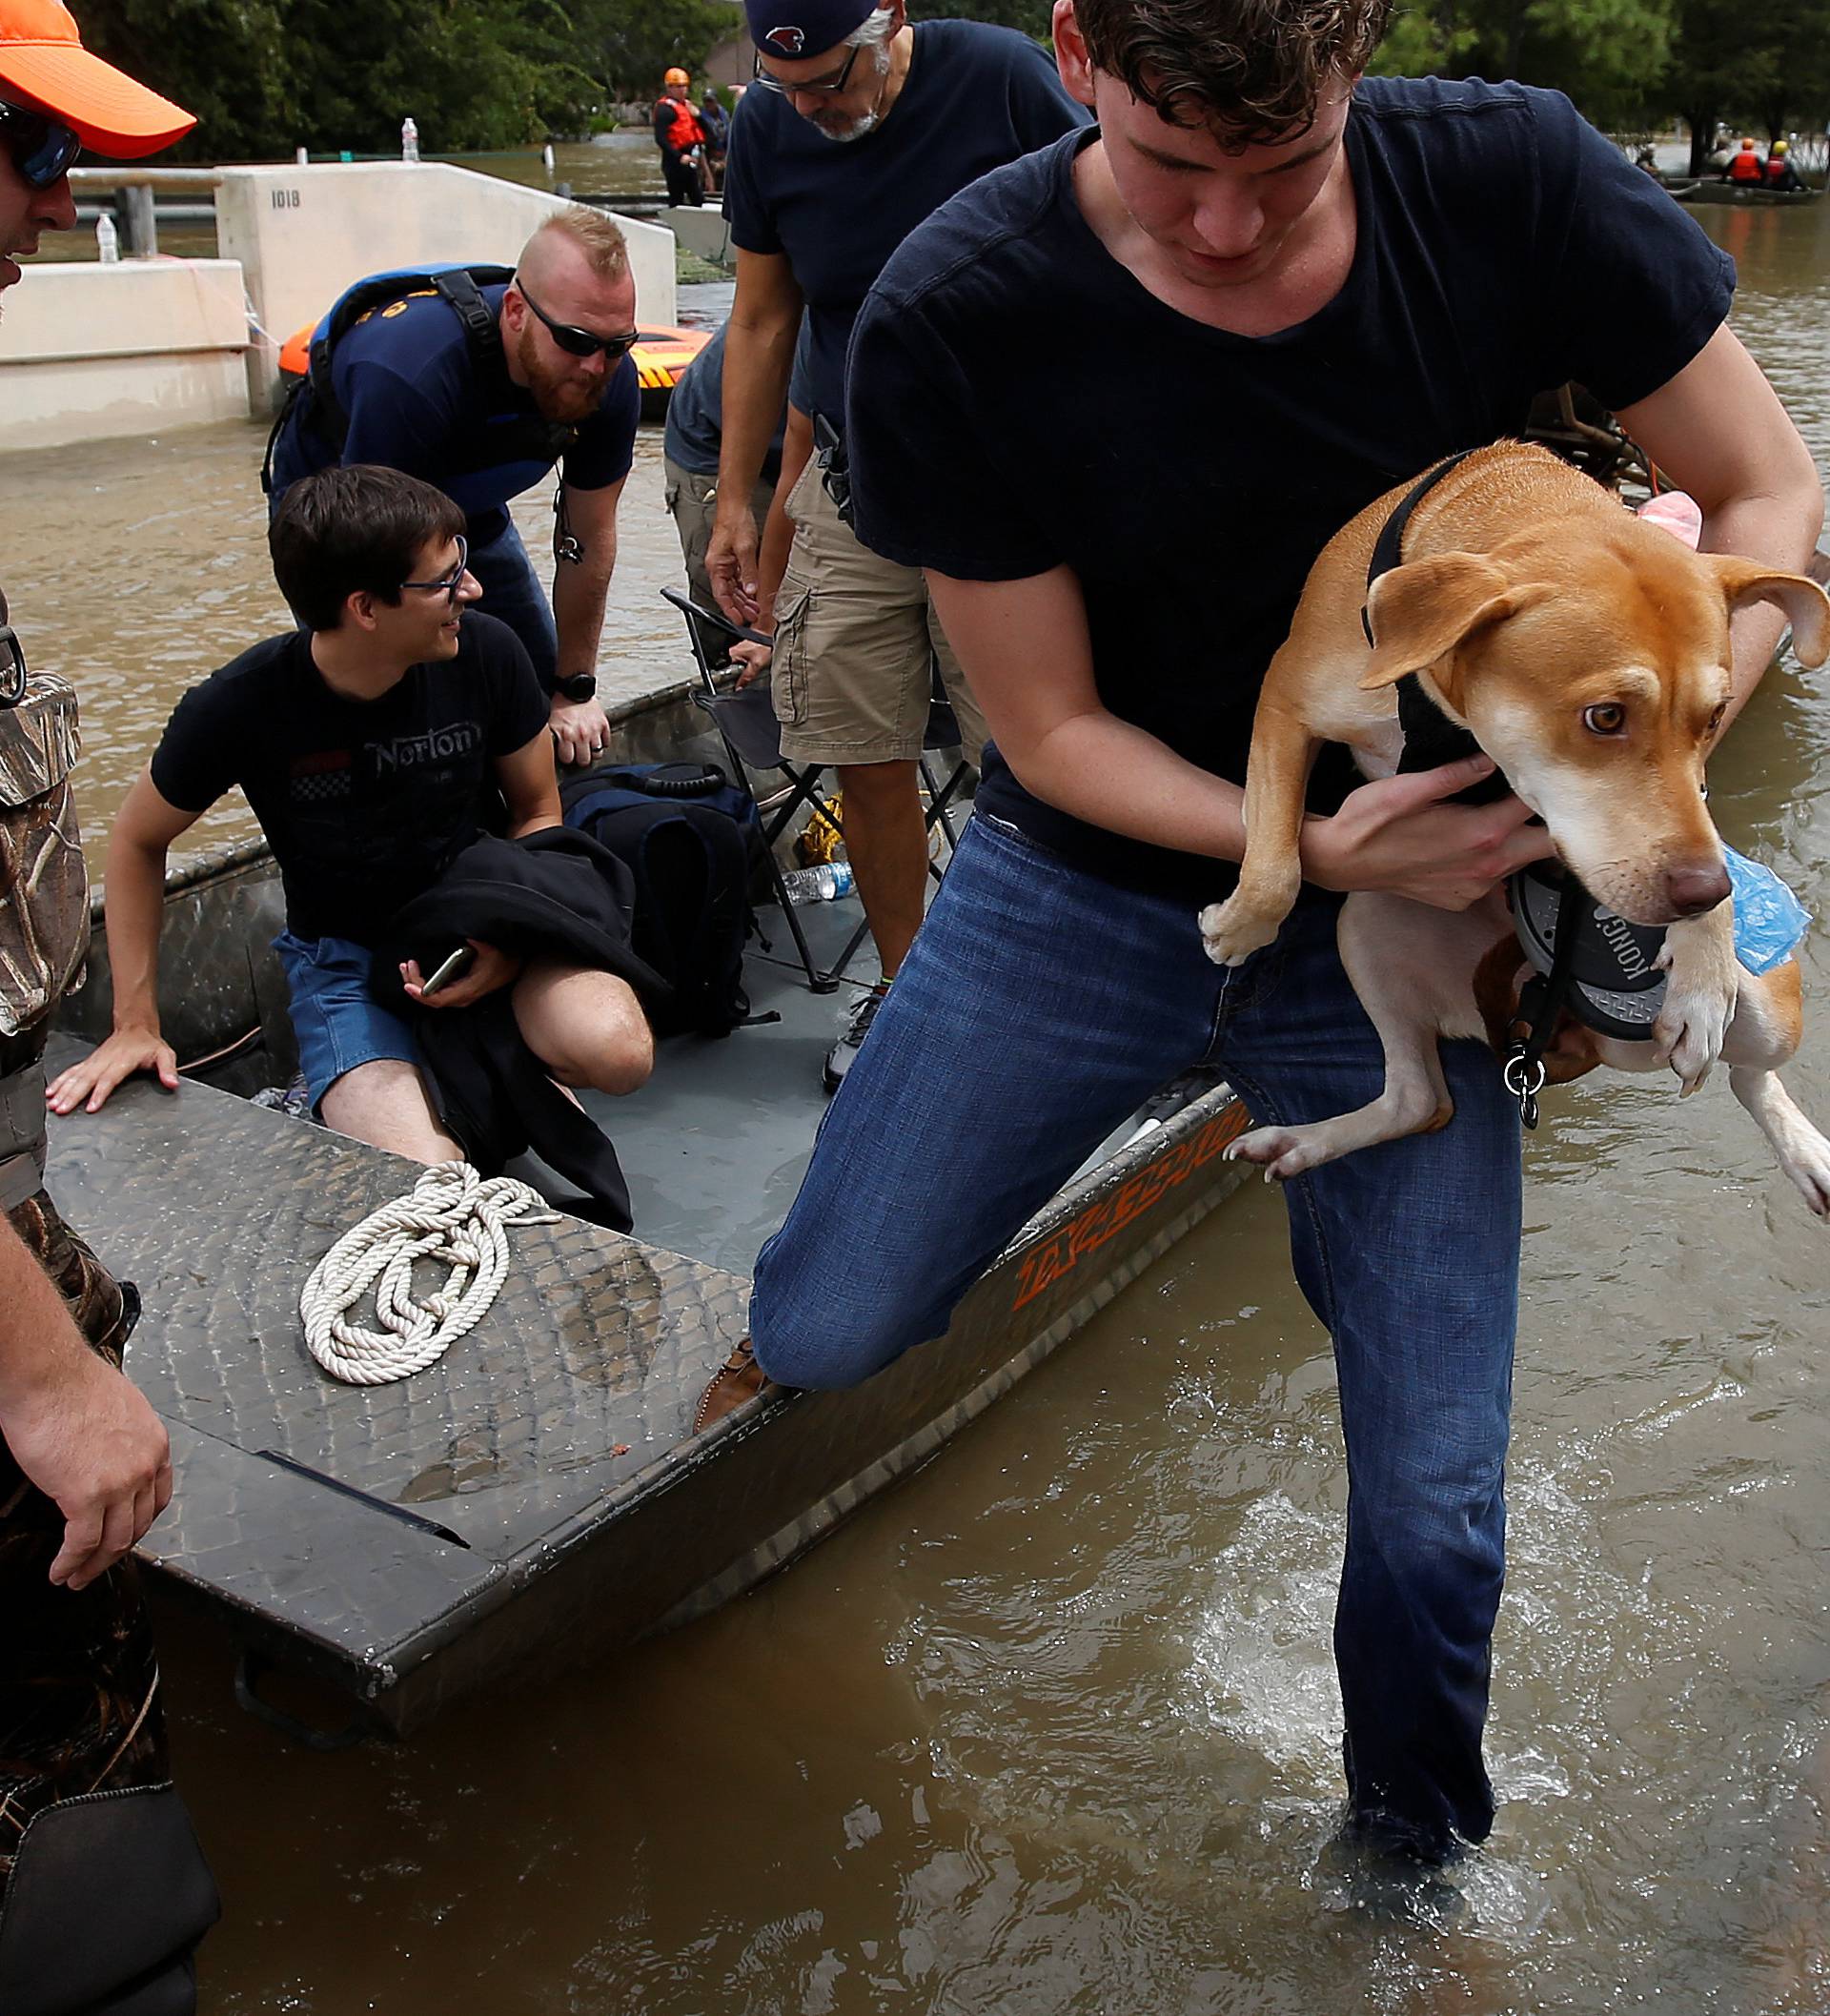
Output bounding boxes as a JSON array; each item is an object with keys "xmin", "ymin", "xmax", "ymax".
[{"xmin": 274, "ymin": 931, "xmax": 417, "ymax": 1111}]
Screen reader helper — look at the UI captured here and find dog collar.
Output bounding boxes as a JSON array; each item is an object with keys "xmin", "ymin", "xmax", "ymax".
[{"xmin": 1503, "ymin": 863, "xmax": 1669, "ymax": 1129}]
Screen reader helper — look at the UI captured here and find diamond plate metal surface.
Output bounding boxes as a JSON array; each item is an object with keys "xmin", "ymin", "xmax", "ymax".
[{"xmin": 44, "ymin": 1043, "xmax": 749, "ymax": 1563}]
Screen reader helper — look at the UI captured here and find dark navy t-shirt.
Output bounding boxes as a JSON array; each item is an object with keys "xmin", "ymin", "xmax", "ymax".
[
  {"xmin": 722, "ymin": 17, "xmax": 1088, "ymax": 428},
  {"xmin": 151, "ymin": 612, "xmax": 549, "ymax": 946},
  {"xmin": 269, "ymin": 281, "xmax": 640, "ymax": 541},
  {"xmin": 846, "ymin": 78, "xmax": 1736, "ymax": 895}
]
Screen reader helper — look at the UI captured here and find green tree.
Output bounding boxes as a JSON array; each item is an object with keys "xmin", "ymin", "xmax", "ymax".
[
  {"xmin": 905, "ymin": 0, "xmax": 1053, "ymax": 37},
  {"xmin": 1372, "ymin": 0, "xmax": 1675, "ymax": 131},
  {"xmin": 577, "ymin": 0, "xmax": 744, "ymax": 103}
]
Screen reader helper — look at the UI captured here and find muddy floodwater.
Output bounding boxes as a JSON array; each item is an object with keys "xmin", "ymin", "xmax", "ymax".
[{"xmin": 6, "ymin": 195, "xmax": 1830, "ymax": 2013}]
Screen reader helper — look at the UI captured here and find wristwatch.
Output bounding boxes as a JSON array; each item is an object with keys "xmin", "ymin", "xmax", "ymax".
[{"xmin": 555, "ymin": 671, "xmax": 597, "ymax": 703}]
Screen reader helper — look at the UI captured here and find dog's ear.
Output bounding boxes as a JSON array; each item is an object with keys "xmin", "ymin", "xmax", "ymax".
[
  {"xmin": 1706, "ymin": 556, "xmax": 1830, "ymax": 669},
  {"xmin": 1358, "ymin": 554, "xmax": 1520, "ymax": 689}
]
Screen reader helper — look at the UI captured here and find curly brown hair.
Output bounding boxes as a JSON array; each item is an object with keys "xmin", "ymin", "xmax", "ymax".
[{"xmin": 1070, "ymin": 0, "xmax": 1393, "ymax": 148}]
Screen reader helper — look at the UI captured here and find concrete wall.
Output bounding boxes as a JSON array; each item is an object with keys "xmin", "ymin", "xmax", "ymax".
[
  {"xmin": 0, "ymin": 259, "xmax": 249, "ymax": 449},
  {"xmin": 215, "ymin": 161, "xmax": 678, "ymax": 412}
]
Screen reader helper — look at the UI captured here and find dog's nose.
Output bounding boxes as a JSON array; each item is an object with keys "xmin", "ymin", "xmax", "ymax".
[{"xmin": 1664, "ymin": 861, "xmax": 1731, "ymax": 917}]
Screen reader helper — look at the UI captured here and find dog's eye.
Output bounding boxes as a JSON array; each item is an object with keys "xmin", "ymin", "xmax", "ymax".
[
  {"xmin": 1583, "ymin": 703, "xmax": 1628, "ymax": 736},
  {"xmin": 1705, "ymin": 702, "xmax": 1728, "ymax": 738}
]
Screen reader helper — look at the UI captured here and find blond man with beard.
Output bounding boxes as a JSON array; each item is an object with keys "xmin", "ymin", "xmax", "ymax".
[{"xmin": 266, "ymin": 210, "xmax": 642, "ymax": 766}]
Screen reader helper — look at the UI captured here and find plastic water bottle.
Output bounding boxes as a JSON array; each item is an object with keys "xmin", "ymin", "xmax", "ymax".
[
  {"xmin": 542, "ymin": 143, "xmax": 556, "ymax": 173},
  {"xmin": 782, "ymin": 862, "xmax": 855, "ymax": 905},
  {"xmin": 94, "ymin": 212, "xmax": 119, "ymax": 264},
  {"xmin": 401, "ymin": 116, "xmax": 420, "ymax": 163}
]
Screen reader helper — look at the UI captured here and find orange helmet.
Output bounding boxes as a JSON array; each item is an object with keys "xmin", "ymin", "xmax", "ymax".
[{"xmin": 664, "ymin": 67, "xmax": 689, "ymax": 86}]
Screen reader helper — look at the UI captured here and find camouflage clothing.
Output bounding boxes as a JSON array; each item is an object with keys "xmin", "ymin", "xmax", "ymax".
[{"xmin": 0, "ymin": 1193, "xmax": 170, "ymax": 1890}]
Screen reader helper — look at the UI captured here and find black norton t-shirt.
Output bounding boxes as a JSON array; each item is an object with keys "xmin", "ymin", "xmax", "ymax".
[
  {"xmin": 846, "ymin": 78, "xmax": 1737, "ymax": 895},
  {"xmin": 151, "ymin": 612, "xmax": 549, "ymax": 945}
]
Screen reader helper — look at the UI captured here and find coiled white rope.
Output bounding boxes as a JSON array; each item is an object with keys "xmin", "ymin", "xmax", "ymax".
[{"xmin": 299, "ymin": 1162, "xmax": 558, "ymax": 1386}]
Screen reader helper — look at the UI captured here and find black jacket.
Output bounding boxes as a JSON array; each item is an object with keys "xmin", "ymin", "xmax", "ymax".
[{"xmin": 372, "ymin": 827, "xmax": 667, "ymax": 1232}]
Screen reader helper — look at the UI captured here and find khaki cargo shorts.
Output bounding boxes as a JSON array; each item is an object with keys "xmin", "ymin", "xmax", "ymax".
[{"xmin": 770, "ymin": 458, "xmax": 987, "ymax": 768}]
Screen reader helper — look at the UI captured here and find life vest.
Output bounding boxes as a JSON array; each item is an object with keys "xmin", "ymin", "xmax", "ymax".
[
  {"xmin": 657, "ymin": 96, "xmax": 702, "ymax": 153},
  {"xmin": 1730, "ymin": 149, "xmax": 1764, "ymax": 182},
  {"xmin": 261, "ymin": 264, "xmax": 577, "ymax": 495},
  {"xmin": 1766, "ymin": 155, "xmax": 1794, "ymax": 185}
]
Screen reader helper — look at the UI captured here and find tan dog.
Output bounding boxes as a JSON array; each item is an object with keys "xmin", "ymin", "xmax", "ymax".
[{"xmin": 1198, "ymin": 440, "xmax": 1830, "ymax": 1217}]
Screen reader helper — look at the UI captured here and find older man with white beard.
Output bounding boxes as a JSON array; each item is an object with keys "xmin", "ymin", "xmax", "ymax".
[
  {"xmin": 706, "ymin": 0, "xmax": 1087, "ymax": 1090},
  {"xmin": 266, "ymin": 208, "xmax": 643, "ymax": 766}
]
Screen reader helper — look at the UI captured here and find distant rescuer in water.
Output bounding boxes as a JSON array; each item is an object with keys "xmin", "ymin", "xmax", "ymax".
[
  {"xmin": 0, "ymin": 2, "xmax": 220, "ymax": 2006},
  {"xmin": 265, "ymin": 207, "xmax": 642, "ymax": 768},
  {"xmin": 700, "ymin": 0, "xmax": 1825, "ymax": 1870}
]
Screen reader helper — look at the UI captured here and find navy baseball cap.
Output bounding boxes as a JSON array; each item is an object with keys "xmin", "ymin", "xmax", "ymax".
[{"xmin": 746, "ymin": 0, "xmax": 877, "ymax": 62}]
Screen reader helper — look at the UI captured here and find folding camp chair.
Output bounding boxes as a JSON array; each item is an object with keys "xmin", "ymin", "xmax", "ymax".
[{"xmin": 661, "ymin": 586, "xmax": 971, "ymax": 991}]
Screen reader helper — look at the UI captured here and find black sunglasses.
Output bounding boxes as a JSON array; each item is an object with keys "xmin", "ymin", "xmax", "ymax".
[
  {"xmin": 0, "ymin": 98, "xmax": 82, "ymax": 191},
  {"xmin": 514, "ymin": 278, "xmax": 640, "ymax": 360},
  {"xmin": 751, "ymin": 42, "xmax": 863, "ymax": 96}
]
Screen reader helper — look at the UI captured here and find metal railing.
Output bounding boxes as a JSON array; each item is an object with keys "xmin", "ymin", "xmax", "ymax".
[{"xmin": 67, "ymin": 166, "xmax": 224, "ymax": 257}]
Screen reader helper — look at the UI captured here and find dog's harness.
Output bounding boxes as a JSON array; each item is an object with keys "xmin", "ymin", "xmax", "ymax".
[{"xmin": 1362, "ymin": 450, "xmax": 1668, "ymax": 1129}]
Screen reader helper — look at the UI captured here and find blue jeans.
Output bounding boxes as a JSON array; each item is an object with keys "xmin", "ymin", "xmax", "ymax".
[
  {"xmin": 274, "ymin": 931, "xmax": 417, "ymax": 1111},
  {"xmin": 751, "ymin": 813, "xmax": 1521, "ymax": 1858},
  {"xmin": 466, "ymin": 516, "xmax": 559, "ymax": 690}
]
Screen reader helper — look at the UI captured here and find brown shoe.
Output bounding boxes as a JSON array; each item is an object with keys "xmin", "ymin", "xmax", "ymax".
[{"xmin": 693, "ymin": 1337, "xmax": 773, "ymax": 1433}]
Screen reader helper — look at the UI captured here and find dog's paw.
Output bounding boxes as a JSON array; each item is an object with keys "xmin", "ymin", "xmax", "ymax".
[
  {"xmin": 1198, "ymin": 897, "xmax": 1279, "ymax": 968},
  {"xmin": 1224, "ymin": 1124, "xmax": 1315, "ymax": 1182},
  {"xmin": 1653, "ymin": 956, "xmax": 1736, "ymax": 1096}
]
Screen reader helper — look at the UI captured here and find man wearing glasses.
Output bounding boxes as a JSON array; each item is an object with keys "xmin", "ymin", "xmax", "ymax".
[
  {"xmin": 51, "ymin": 464, "xmax": 656, "ymax": 1164},
  {"xmin": 265, "ymin": 208, "xmax": 642, "ymax": 768},
  {"xmin": 1, "ymin": 6, "xmax": 220, "ymax": 2006},
  {"xmin": 706, "ymin": 0, "xmax": 1087, "ymax": 1091}
]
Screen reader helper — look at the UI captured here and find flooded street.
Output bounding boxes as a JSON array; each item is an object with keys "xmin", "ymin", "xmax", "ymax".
[{"xmin": 8, "ymin": 195, "xmax": 1830, "ymax": 2013}]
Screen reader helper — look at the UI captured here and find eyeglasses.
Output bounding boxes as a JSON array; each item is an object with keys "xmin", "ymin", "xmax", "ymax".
[
  {"xmin": 750, "ymin": 42, "xmax": 864, "ymax": 97},
  {"xmin": 0, "ymin": 98, "xmax": 82, "ymax": 191},
  {"xmin": 401, "ymin": 535, "xmax": 470, "ymax": 607},
  {"xmin": 514, "ymin": 278, "xmax": 641, "ymax": 360}
]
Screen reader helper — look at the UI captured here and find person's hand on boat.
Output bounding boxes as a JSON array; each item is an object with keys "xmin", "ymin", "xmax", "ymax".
[
  {"xmin": 1300, "ymin": 756, "xmax": 1556, "ymax": 910},
  {"xmin": 44, "ymin": 1026, "xmax": 180, "ymax": 1116},
  {"xmin": 550, "ymin": 695, "xmax": 612, "ymax": 768},
  {"xmin": 729, "ymin": 636, "xmax": 774, "ymax": 689},
  {"xmin": 400, "ymin": 939, "xmax": 522, "ymax": 1010},
  {"xmin": 0, "ymin": 1320, "xmax": 173, "ymax": 1590},
  {"xmin": 707, "ymin": 504, "xmax": 762, "ymax": 627}
]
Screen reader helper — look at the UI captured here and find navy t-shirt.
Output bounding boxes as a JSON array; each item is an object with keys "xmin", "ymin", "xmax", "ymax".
[
  {"xmin": 151, "ymin": 612, "xmax": 550, "ymax": 946},
  {"xmin": 722, "ymin": 18, "xmax": 1088, "ymax": 428},
  {"xmin": 846, "ymin": 78, "xmax": 1736, "ymax": 895},
  {"xmin": 269, "ymin": 281, "xmax": 640, "ymax": 541}
]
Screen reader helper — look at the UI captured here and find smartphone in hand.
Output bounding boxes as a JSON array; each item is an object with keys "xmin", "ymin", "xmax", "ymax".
[{"xmin": 418, "ymin": 946, "xmax": 476, "ymax": 998}]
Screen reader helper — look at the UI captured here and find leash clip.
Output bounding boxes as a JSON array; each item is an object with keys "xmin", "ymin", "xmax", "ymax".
[{"xmin": 1502, "ymin": 1044, "xmax": 1546, "ymax": 1130}]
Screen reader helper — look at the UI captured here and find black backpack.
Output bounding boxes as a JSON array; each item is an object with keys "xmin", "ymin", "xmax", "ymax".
[
  {"xmin": 560, "ymin": 764, "xmax": 763, "ymax": 1038},
  {"xmin": 260, "ymin": 263, "xmax": 577, "ymax": 495}
]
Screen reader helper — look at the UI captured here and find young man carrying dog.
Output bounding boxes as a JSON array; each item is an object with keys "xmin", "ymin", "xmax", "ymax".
[
  {"xmin": 49, "ymin": 466, "xmax": 654, "ymax": 1160},
  {"xmin": 702, "ymin": 0, "xmax": 1825, "ymax": 1867}
]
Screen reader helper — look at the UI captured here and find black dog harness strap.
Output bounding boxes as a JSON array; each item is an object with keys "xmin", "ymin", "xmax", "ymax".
[{"xmin": 1360, "ymin": 448, "xmax": 1514, "ymax": 807}]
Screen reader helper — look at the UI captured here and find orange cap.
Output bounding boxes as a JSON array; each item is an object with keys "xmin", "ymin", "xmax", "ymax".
[
  {"xmin": 0, "ymin": 0, "xmax": 194, "ymax": 155},
  {"xmin": 663, "ymin": 66, "xmax": 690, "ymax": 86}
]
